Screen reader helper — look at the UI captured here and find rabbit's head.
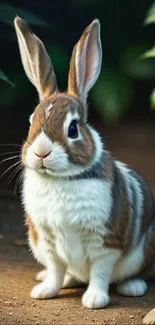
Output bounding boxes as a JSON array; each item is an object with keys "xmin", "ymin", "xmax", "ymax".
[{"xmin": 14, "ymin": 17, "xmax": 102, "ymax": 177}]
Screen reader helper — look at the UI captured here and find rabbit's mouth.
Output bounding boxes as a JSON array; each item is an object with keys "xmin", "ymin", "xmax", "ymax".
[
  {"xmin": 39, "ymin": 166, "xmax": 51, "ymax": 172},
  {"xmin": 38, "ymin": 166, "xmax": 58, "ymax": 174},
  {"xmin": 39, "ymin": 166, "xmax": 46, "ymax": 171}
]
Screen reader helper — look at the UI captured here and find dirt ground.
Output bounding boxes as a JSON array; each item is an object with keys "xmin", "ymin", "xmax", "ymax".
[{"xmin": 1, "ymin": 121, "xmax": 155, "ymax": 325}]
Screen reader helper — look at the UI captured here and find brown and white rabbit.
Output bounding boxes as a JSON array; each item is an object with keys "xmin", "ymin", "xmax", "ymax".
[{"xmin": 14, "ymin": 16, "xmax": 155, "ymax": 309}]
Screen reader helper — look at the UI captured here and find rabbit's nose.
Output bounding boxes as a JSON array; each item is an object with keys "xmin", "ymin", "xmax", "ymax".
[{"xmin": 34, "ymin": 151, "xmax": 51, "ymax": 159}]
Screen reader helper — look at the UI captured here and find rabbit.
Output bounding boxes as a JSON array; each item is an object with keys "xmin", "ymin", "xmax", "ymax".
[{"xmin": 14, "ymin": 16, "xmax": 155, "ymax": 309}]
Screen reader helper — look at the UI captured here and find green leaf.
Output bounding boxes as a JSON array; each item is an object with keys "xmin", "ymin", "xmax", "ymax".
[
  {"xmin": 0, "ymin": 69, "xmax": 31, "ymax": 106},
  {"xmin": 0, "ymin": 3, "xmax": 50, "ymax": 28},
  {"xmin": 144, "ymin": 2, "xmax": 155, "ymax": 25},
  {"xmin": 120, "ymin": 45, "xmax": 155, "ymax": 80},
  {"xmin": 150, "ymin": 88, "xmax": 155, "ymax": 110},
  {"xmin": 0, "ymin": 70, "xmax": 15, "ymax": 87},
  {"xmin": 141, "ymin": 46, "xmax": 155, "ymax": 59},
  {"xmin": 91, "ymin": 69, "xmax": 133, "ymax": 124}
]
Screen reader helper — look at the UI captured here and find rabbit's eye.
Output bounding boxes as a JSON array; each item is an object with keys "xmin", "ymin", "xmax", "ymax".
[{"xmin": 68, "ymin": 120, "xmax": 78, "ymax": 139}]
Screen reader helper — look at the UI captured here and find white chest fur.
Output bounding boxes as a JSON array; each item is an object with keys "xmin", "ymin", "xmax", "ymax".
[{"xmin": 23, "ymin": 168, "xmax": 113, "ymax": 281}]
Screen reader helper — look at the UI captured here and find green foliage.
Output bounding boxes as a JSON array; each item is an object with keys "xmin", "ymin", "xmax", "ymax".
[
  {"xmin": 142, "ymin": 2, "xmax": 155, "ymax": 110},
  {"xmin": 0, "ymin": 4, "xmax": 51, "ymax": 88},
  {"xmin": 0, "ymin": 70, "xmax": 14, "ymax": 87},
  {"xmin": 0, "ymin": 70, "xmax": 31, "ymax": 106},
  {"xmin": 0, "ymin": 1, "xmax": 155, "ymax": 123},
  {"xmin": 0, "ymin": 3, "xmax": 50, "ymax": 27},
  {"xmin": 92, "ymin": 69, "xmax": 133, "ymax": 123},
  {"xmin": 94, "ymin": 43, "xmax": 155, "ymax": 121},
  {"xmin": 141, "ymin": 46, "xmax": 155, "ymax": 59},
  {"xmin": 150, "ymin": 88, "xmax": 155, "ymax": 110},
  {"xmin": 122, "ymin": 45, "xmax": 155, "ymax": 79},
  {"xmin": 144, "ymin": 2, "xmax": 155, "ymax": 25}
]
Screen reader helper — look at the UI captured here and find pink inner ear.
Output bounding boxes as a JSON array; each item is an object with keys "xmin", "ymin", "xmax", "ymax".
[
  {"xmin": 84, "ymin": 53, "xmax": 91, "ymax": 87},
  {"xmin": 75, "ymin": 21, "xmax": 101, "ymax": 99},
  {"xmin": 83, "ymin": 28, "xmax": 98, "ymax": 91},
  {"xmin": 84, "ymin": 35, "xmax": 92, "ymax": 87}
]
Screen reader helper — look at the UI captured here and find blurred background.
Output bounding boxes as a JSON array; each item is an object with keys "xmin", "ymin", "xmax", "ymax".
[{"xmin": 0, "ymin": 0, "xmax": 155, "ymax": 194}]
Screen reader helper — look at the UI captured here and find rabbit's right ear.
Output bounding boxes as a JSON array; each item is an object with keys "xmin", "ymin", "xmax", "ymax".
[
  {"xmin": 14, "ymin": 17, "xmax": 58, "ymax": 101},
  {"xmin": 68, "ymin": 19, "xmax": 102, "ymax": 105}
]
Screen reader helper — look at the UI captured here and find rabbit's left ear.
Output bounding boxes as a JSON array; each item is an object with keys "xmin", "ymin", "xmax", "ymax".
[
  {"xmin": 14, "ymin": 16, "xmax": 58, "ymax": 101},
  {"xmin": 68, "ymin": 19, "xmax": 102, "ymax": 105}
]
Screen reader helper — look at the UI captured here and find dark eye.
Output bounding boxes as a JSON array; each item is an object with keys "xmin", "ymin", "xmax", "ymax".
[{"xmin": 68, "ymin": 120, "xmax": 78, "ymax": 139}]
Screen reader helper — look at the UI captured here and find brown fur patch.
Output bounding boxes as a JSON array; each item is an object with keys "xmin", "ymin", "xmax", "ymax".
[
  {"xmin": 139, "ymin": 221, "xmax": 155, "ymax": 277},
  {"xmin": 22, "ymin": 92, "xmax": 94, "ymax": 167},
  {"xmin": 25, "ymin": 212, "xmax": 39, "ymax": 245},
  {"xmin": 104, "ymin": 162, "xmax": 130, "ymax": 250},
  {"xmin": 130, "ymin": 171, "xmax": 155, "ymax": 237},
  {"xmin": 68, "ymin": 44, "xmax": 78, "ymax": 98},
  {"xmin": 67, "ymin": 124, "xmax": 95, "ymax": 166},
  {"xmin": 101, "ymin": 150, "xmax": 114, "ymax": 181}
]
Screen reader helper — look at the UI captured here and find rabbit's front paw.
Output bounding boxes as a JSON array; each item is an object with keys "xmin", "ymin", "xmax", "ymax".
[
  {"xmin": 31, "ymin": 282, "xmax": 58, "ymax": 299},
  {"xmin": 82, "ymin": 288, "xmax": 110, "ymax": 309},
  {"xmin": 116, "ymin": 279, "xmax": 147, "ymax": 297}
]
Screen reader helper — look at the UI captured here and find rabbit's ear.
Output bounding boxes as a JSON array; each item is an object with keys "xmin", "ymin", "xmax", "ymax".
[
  {"xmin": 68, "ymin": 19, "xmax": 102, "ymax": 105},
  {"xmin": 14, "ymin": 16, "xmax": 58, "ymax": 101}
]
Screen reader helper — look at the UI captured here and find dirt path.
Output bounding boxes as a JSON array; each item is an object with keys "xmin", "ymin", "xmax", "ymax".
[
  {"xmin": 1, "ymin": 122, "xmax": 155, "ymax": 325},
  {"xmin": 1, "ymin": 227, "xmax": 155, "ymax": 325}
]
